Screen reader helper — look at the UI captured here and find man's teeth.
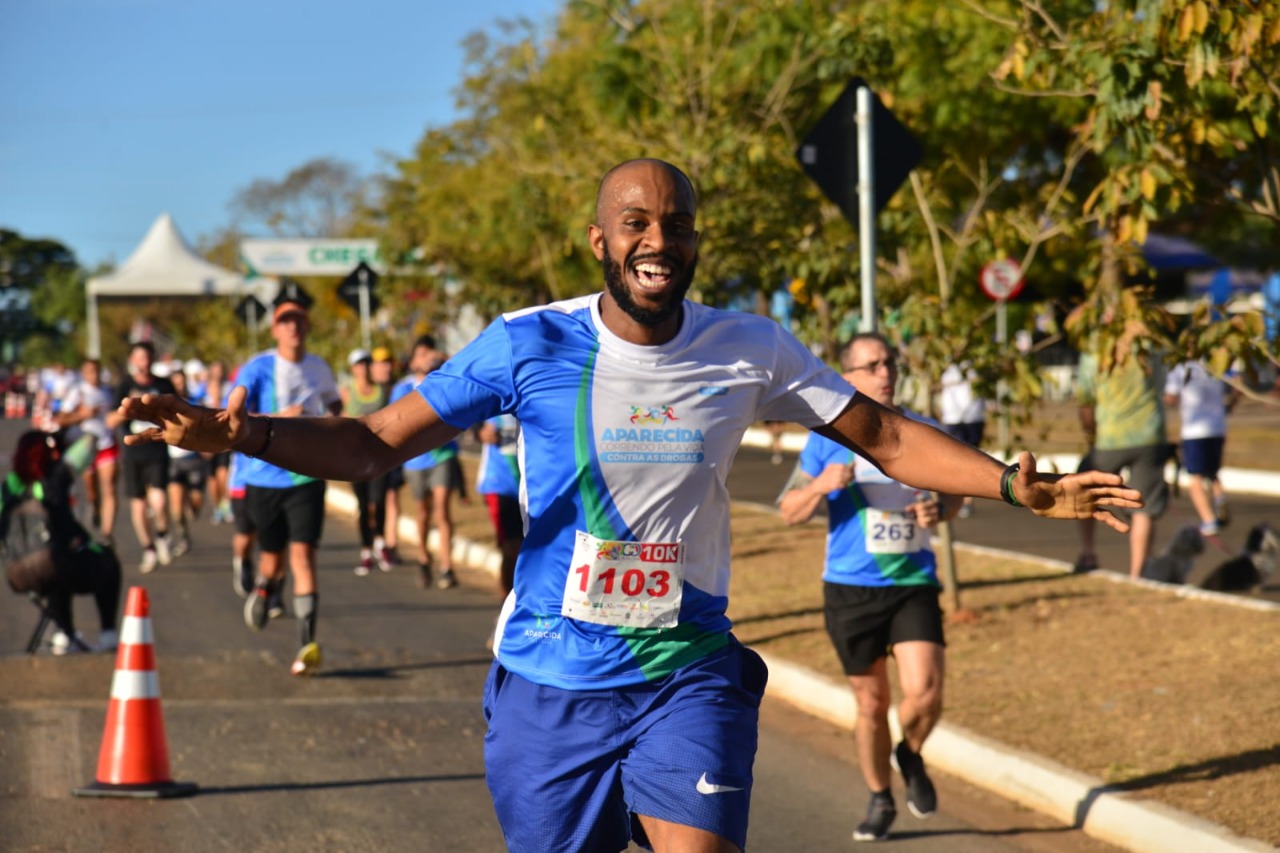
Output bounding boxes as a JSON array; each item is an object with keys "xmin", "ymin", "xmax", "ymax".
[{"xmin": 635, "ymin": 263, "xmax": 672, "ymax": 284}]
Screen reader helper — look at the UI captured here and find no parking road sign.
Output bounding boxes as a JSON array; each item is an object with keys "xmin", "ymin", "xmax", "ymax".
[{"xmin": 980, "ymin": 259, "xmax": 1025, "ymax": 301}]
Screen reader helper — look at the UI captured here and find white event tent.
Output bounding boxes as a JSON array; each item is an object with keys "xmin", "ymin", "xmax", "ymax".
[{"xmin": 84, "ymin": 213, "xmax": 273, "ymax": 357}]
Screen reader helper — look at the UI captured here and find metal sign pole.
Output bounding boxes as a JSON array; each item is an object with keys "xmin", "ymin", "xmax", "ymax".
[
  {"xmin": 85, "ymin": 291, "xmax": 101, "ymax": 359},
  {"xmin": 357, "ymin": 267, "xmax": 372, "ymax": 350},
  {"xmin": 997, "ymin": 298, "xmax": 1009, "ymax": 450},
  {"xmin": 856, "ymin": 86, "xmax": 877, "ymax": 332}
]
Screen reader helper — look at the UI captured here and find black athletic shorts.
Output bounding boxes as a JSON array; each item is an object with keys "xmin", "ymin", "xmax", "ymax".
[
  {"xmin": 823, "ymin": 583, "xmax": 945, "ymax": 676},
  {"xmin": 944, "ymin": 421, "xmax": 984, "ymax": 448},
  {"xmin": 245, "ymin": 480, "xmax": 327, "ymax": 552},
  {"xmin": 121, "ymin": 453, "xmax": 169, "ymax": 499},
  {"xmin": 231, "ymin": 496, "xmax": 254, "ymax": 536},
  {"xmin": 385, "ymin": 465, "xmax": 405, "ymax": 490},
  {"xmin": 169, "ymin": 454, "xmax": 208, "ymax": 490},
  {"xmin": 484, "ymin": 493, "xmax": 524, "ymax": 546}
]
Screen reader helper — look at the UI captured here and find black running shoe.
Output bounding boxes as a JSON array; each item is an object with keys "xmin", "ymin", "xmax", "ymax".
[
  {"xmin": 892, "ymin": 741, "xmax": 937, "ymax": 818},
  {"xmin": 244, "ymin": 588, "xmax": 269, "ymax": 631},
  {"xmin": 852, "ymin": 792, "xmax": 896, "ymax": 842},
  {"xmin": 233, "ymin": 558, "xmax": 254, "ymax": 599},
  {"xmin": 266, "ymin": 586, "xmax": 285, "ymax": 620}
]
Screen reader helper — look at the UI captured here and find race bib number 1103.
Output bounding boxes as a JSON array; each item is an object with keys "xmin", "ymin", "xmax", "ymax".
[{"xmin": 561, "ymin": 531, "xmax": 684, "ymax": 629}]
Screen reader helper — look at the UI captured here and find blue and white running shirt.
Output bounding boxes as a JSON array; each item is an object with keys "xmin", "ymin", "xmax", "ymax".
[
  {"xmin": 234, "ymin": 351, "xmax": 340, "ymax": 488},
  {"xmin": 420, "ymin": 293, "xmax": 854, "ymax": 689},
  {"xmin": 796, "ymin": 410, "xmax": 942, "ymax": 589}
]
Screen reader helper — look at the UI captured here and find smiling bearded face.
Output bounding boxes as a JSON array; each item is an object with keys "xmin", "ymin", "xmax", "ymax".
[
  {"xmin": 590, "ymin": 159, "xmax": 700, "ymax": 335},
  {"xmin": 601, "ymin": 240, "xmax": 698, "ymax": 328}
]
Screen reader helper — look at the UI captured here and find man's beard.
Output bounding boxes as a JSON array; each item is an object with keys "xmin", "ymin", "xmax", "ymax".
[{"xmin": 602, "ymin": 243, "xmax": 697, "ymax": 328}]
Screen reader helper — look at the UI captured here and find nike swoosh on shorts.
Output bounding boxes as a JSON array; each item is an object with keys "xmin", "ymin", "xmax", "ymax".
[{"xmin": 696, "ymin": 772, "xmax": 744, "ymax": 795}]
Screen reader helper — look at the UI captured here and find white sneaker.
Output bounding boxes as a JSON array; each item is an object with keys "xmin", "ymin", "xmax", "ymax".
[
  {"xmin": 155, "ymin": 534, "xmax": 172, "ymax": 566},
  {"xmin": 96, "ymin": 629, "xmax": 119, "ymax": 653},
  {"xmin": 50, "ymin": 631, "xmax": 85, "ymax": 655},
  {"xmin": 139, "ymin": 548, "xmax": 158, "ymax": 574}
]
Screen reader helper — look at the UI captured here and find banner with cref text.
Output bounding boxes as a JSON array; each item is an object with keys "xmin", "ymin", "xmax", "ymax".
[{"xmin": 240, "ymin": 239, "xmax": 385, "ymax": 276}]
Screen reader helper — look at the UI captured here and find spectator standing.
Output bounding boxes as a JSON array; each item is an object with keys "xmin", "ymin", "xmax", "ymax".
[
  {"xmin": 105, "ymin": 341, "xmax": 175, "ymax": 573},
  {"xmin": 1163, "ymin": 357, "xmax": 1240, "ymax": 535},
  {"xmin": 779, "ymin": 334, "xmax": 958, "ymax": 842},
  {"xmin": 233, "ymin": 299, "xmax": 342, "ymax": 675},
  {"xmin": 938, "ymin": 361, "xmax": 986, "ymax": 518},
  {"xmin": 475, "ymin": 414, "xmax": 523, "ymax": 595},
  {"xmin": 341, "ymin": 348, "xmax": 391, "ymax": 575},
  {"xmin": 119, "ymin": 158, "xmax": 1142, "ymax": 852},
  {"xmin": 390, "ymin": 335, "xmax": 461, "ymax": 590},
  {"xmin": 1075, "ymin": 334, "xmax": 1168, "ymax": 577}
]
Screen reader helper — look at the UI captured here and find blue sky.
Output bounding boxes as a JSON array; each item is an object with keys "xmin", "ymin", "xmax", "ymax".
[{"xmin": 1, "ymin": 0, "xmax": 562, "ymax": 269}]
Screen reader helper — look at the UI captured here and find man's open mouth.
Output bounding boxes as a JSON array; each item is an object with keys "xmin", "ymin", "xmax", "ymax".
[{"xmin": 632, "ymin": 260, "xmax": 676, "ymax": 290}]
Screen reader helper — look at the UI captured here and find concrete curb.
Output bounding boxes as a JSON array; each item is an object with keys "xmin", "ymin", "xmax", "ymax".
[{"xmin": 322, "ymin": 482, "xmax": 1274, "ymax": 852}]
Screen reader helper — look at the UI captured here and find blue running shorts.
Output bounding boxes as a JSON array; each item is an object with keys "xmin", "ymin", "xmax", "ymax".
[{"xmin": 482, "ymin": 639, "xmax": 768, "ymax": 852}]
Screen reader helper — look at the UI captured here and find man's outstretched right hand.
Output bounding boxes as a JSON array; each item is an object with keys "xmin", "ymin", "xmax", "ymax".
[{"xmin": 119, "ymin": 385, "xmax": 253, "ymax": 455}]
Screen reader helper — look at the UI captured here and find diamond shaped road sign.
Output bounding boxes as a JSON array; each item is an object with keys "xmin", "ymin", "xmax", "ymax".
[
  {"xmin": 234, "ymin": 295, "xmax": 268, "ymax": 327},
  {"xmin": 337, "ymin": 261, "xmax": 381, "ymax": 314},
  {"xmin": 796, "ymin": 77, "xmax": 923, "ymax": 230}
]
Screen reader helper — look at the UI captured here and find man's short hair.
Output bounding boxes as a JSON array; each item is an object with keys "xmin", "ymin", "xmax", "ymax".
[
  {"xmin": 129, "ymin": 341, "xmax": 156, "ymax": 358},
  {"xmin": 837, "ymin": 332, "xmax": 896, "ymax": 370},
  {"xmin": 413, "ymin": 334, "xmax": 437, "ymax": 352},
  {"xmin": 595, "ymin": 159, "xmax": 697, "ymax": 224}
]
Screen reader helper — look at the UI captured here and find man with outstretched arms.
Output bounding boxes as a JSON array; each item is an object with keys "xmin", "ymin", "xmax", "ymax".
[{"xmin": 119, "ymin": 158, "xmax": 1142, "ymax": 853}]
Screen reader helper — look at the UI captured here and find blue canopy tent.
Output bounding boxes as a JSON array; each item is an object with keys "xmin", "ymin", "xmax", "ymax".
[{"xmin": 1139, "ymin": 233, "xmax": 1221, "ymax": 271}]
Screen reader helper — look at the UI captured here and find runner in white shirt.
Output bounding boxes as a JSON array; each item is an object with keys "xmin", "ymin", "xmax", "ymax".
[
  {"xmin": 938, "ymin": 361, "xmax": 987, "ymax": 517},
  {"xmin": 118, "ymin": 158, "xmax": 1143, "ymax": 853},
  {"xmin": 1163, "ymin": 358, "xmax": 1241, "ymax": 535}
]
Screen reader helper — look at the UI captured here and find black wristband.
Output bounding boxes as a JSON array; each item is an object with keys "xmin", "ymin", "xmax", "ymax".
[
  {"xmin": 247, "ymin": 416, "xmax": 274, "ymax": 459},
  {"xmin": 1000, "ymin": 463, "xmax": 1022, "ymax": 507}
]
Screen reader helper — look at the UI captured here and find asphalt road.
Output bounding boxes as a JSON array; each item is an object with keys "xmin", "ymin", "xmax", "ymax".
[{"xmin": 0, "ymin": 414, "xmax": 1147, "ymax": 852}]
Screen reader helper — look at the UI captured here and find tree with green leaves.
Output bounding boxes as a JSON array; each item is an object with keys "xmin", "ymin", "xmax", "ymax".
[
  {"xmin": 0, "ymin": 229, "xmax": 83, "ymax": 365},
  {"xmin": 977, "ymin": 0, "xmax": 1279, "ymax": 393}
]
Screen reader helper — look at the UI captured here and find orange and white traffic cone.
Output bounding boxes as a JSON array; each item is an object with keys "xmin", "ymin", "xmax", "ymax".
[{"xmin": 72, "ymin": 586, "xmax": 197, "ymax": 798}]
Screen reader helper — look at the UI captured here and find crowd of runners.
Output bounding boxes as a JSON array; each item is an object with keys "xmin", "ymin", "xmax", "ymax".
[{"xmin": 10, "ymin": 324, "xmax": 504, "ymax": 676}]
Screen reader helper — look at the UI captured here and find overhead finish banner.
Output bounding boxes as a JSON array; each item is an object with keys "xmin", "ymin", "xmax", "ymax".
[{"xmin": 240, "ymin": 239, "xmax": 385, "ymax": 276}]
